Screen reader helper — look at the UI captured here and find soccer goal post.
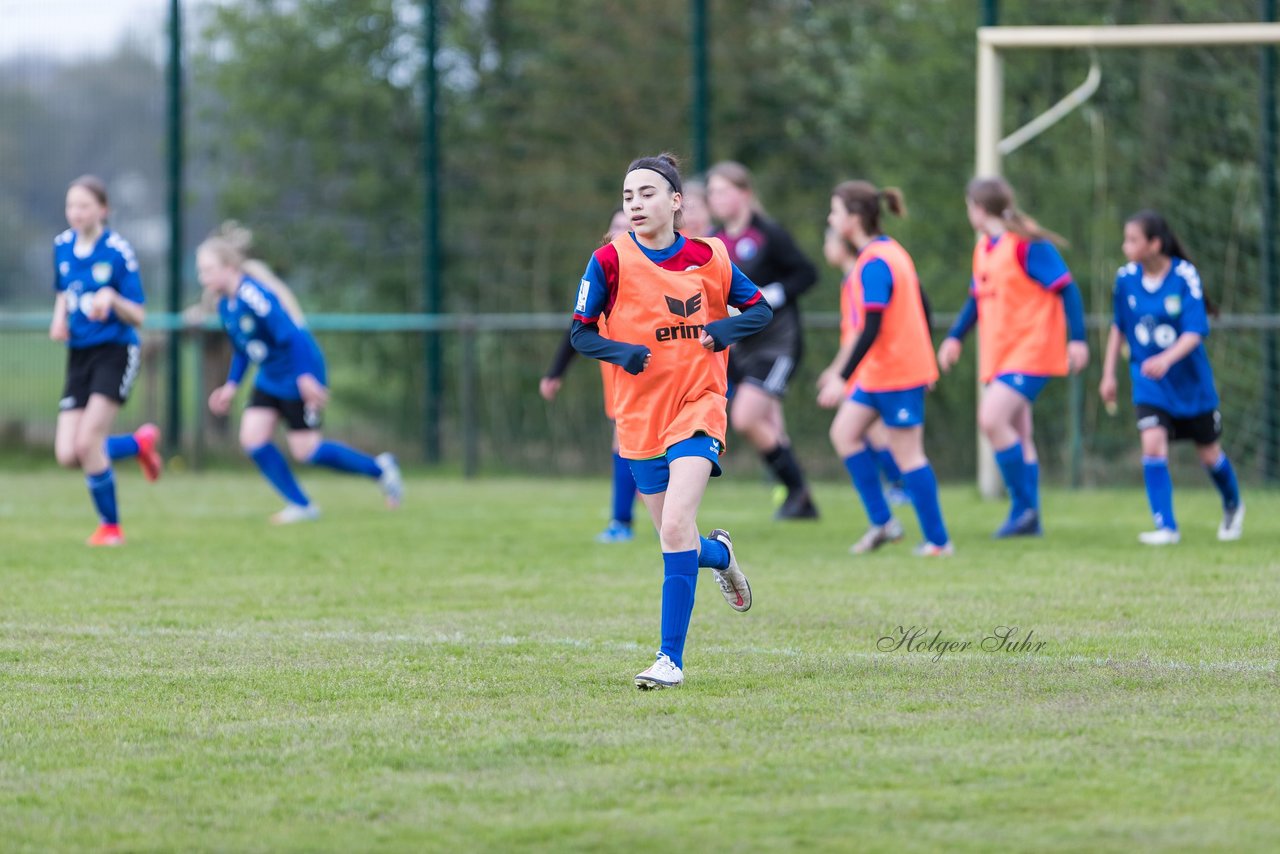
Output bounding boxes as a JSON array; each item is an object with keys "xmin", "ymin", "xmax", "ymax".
[{"xmin": 973, "ymin": 22, "xmax": 1280, "ymax": 497}]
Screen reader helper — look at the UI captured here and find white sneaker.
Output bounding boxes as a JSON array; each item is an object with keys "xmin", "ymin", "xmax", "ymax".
[
  {"xmin": 270, "ymin": 503, "xmax": 320, "ymax": 525},
  {"xmin": 912, "ymin": 541, "xmax": 955, "ymax": 557},
  {"xmin": 707, "ymin": 529, "xmax": 751, "ymax": 612},
  {"xmin": 376, "ymin": 452, "xmax": 402, "ymax": 508},
  {"xmin": 1138, "ymin": 528, "xmax": 1180, "ymax": 546},
  {"xmin": 1218, "ymin": 503, "xmax": 1244, "ymax": 541},
  {"xmin": 634, "ymin": 653, "xmax": 683, "ymax": 690},
  {"xmin": 850, "ymin": 518, "xmax": 905, "ymax": 554}
]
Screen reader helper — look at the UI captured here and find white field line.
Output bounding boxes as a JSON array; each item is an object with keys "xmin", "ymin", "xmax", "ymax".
[{"xmin": 0, "ymin": 623, "xmax": 1276, "ymax": 675}]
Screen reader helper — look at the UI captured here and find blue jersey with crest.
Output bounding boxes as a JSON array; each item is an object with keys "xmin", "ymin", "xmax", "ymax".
[
  {"xmin": 53, "ymin": 228, "xmax": 144, "ymax": 348},
  {"xmin": 218, "ymin": 276, "xmax": 325, "ymax": 400},
  {"xmin": 1112, "ymin": 257, "xmax": 1218, "ymax": 417}
]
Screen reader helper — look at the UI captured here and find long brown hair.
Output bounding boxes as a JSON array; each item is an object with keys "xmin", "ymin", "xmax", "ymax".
[
  {"xmin": 69, "ymin": 174, "xmax": 109, "ymax": 207},
  {"xmin": 967, "ymin": 176, "xmax": 1067, "ymax": 247},
  {"xmin": 832, "ymin": 180, "xmax": 906, "ymax": 237},
  {"xmin": 707, "ymin": 160, "xmax": 766, "ymax": 216}
]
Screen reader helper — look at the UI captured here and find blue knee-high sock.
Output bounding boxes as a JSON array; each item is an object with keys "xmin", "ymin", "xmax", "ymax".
[
  {"xmin": 85, "ymin": 467, "xmax": 119, "ymax": 524},
  {"xmin": 1025, "ymin": 460, "xmax": 1040, "ymax": 512},
  {"xmin": 105, "ymin": 434, "xmax": 139, "ymax": 460},
  {"xmin": 698, "ymin": 536, "xmax": 729, "ymax": 570},
  {"xmin": 873, "ymin": 445, "xmax": 903, "ymax": 486},
  {"xmin": 1142, "ymin": 456, "xmax": 1177, "ymax": 531},
  {"xmin": 249, "ymin": 443, "xmax": 311, "ymax": 507},
  {"xmin": 660, "ymin": 550, "xmax": 699, "ymax": 670},
  {"xmin": 843, "ymin": 450, "xmax": 892, "ymax": 526},
  {"xmin": 994, "ymin": 443, "xmax": 1031, "ymax": 517},
  {"xmin": 902, "ymin": 463, "xmax": 949, "ymax": 547},
  {"xmin": 1205, "ymin": 452, "xmax": 1240, "ymax": 511},
  {"xmin": 308, "ymin": 440, "xmax": 381, "ymax": 478},
  {"xmin": 612, "ymin": 452, "xmax": 636, "ymax": 525}
]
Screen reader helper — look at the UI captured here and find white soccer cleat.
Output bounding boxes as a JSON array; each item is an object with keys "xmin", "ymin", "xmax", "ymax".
[
  {"xmin": 912, "ymin": 541, "xmax": 955, "ymax": 557},
  {"xmin": 1138, "ymin": 528, "xmax": 1180, "ymax": 546},
  {"xmin": 634, "ymin": 653, "xmax": 683, "ymax": 690},
  {"xmin": 1218, "ymin": 503, "xmax": 1244, "ymax": 541},
  {"xmin": 270, "ymin": 503, "xmax": 320, "ymax": 525},
  {"xmin": 850, "ymin": 518, "xmax": 905, "ymax": 554},
  {"xmin": 376, "ymin": 452, "xmax": 403, "ymax": 509},
  {"xmin": 707, "ymin": 528, "xmax": 751, "ymax": 612}
]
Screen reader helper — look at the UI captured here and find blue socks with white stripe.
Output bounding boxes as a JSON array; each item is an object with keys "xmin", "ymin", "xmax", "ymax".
[
  {"xmin": 105, "ymin": 434, "xmax": 139, "ymax": 460},
  {"xmin": 660, "ymin": 550, "xmax": 699, "ymax": 669},
  {"xmin": 250, "ymin": 443, "xmax": 311, "ymax": 507},
  {"xmin": 308, "ymin": 441, "xmax": 381, "ymax": 478},
  {"xmin": 612, "ymin": 452, "xmax": 636, "ymax": 525},
  {"xmin": 1205, "ymin": 452, "xmax": 1240, "ymax": 511},
  {"xmin": 85, "ymin": 468, "xmax": 119, "ymax": 524},
  {"xmin": 1142, "ymin": 456, "xmax": 1176, "ymax": 531},
  {"xmin": 844, "ymin": 450, "xmax": 892, "ymax": 526}
]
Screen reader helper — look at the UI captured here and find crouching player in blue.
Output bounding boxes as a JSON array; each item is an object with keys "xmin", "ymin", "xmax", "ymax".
[
  {"xmin": 196, "ymin": 225, "xmax": 402, "ymax": 523},
  {"xmin": 51, "ymin": 175, "xmax": 163, "ymax": 546},
  {"xmin": 1099, "ymin": 211, "xmax": 1243, "ymax": 544}
]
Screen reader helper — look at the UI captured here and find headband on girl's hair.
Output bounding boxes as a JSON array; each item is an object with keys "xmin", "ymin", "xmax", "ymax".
[{"xmin": 627, "ymin": 160, "xmax": 683, "ymax": 195}]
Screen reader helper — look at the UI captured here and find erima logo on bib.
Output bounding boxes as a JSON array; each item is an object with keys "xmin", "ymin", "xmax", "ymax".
[
  {"xmin": 656, "ymin": 293, "xmax": 706, "ymax": 342},
  {"xmin": 665, "ymin": 293, "xmax": 702, "ymax": 318}
]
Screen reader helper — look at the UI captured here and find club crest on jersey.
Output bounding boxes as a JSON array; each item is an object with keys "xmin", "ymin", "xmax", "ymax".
[
  {"xmin": 734, "ymin": 236, "xmax": 759, "ymax": 261},
  {"xmin": 59, "ymin": 261, "xmax": 70, "ymax": 276},
  {"xmin": 92, "ymin": 262, "xmax": 113, "ymax": 284},
  {"xmin": 665, "ymin": 293, "xmax": 702, "ymax": 318},
  {"xmin": 1164, "ymin": 295, "xmax": 1182, "ymax": 316},
  {"xmin": 246, "ymin": 340, "xmax": 268, "ymax": 363}
]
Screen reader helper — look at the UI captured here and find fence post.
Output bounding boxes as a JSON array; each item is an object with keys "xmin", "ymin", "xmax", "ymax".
[
  {"xmin": 166, "ymin": 0, "xmax": 184, "ymax": 455},
  {"xmin": 460, "ymin": 320, "xmax": 479, "ymax": 478},
  {"xmin": 1262, "ymin": 0, "xmax": 1279, "ymax": 481}
]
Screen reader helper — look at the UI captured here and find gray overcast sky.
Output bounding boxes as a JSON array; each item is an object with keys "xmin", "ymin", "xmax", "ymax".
[{"xmin": 0, "ymin": 0, "xmax": 168, "ymax": 59}]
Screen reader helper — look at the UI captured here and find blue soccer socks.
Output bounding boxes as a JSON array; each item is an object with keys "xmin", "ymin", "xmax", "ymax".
[
  {"xmin": 1025, "ymin": 460, "xmax": 1040, "ymax": 513},
  {"xmin": 1206, "ymin": 452, "xmax": 1241, "ymax": 511},
  {"xmin": 85, "ymin": 467, "xmax": 119, "ymax": 524},
  {"xmin": 994, "ymin": 443, "xmax": 1032, "ymax": 518},
  {"xmin": 698, "ymin": 535, "xmax": 730, "ymax": 570},
  {"xmin": 612, "ymin": 452, "xmax": 637, "ymax": 525},
  {"xmin": 873, "ymin": 445, "xmax": 903, "ymax": 486},
  {"xmin": 1142, "ymin": 456, "xmax": 1177, "ymax": 531},
  {"xmin": 308, "ymin": 441, "xmax": 382, "ymax": 478},
  {"xmin": 660, "ymin": 550, "xmax": 699, "ymax": 670},
  {"xmin": 105, "ymin": 434, "xmax": 139, "ymax": 460},
  {"xmin": 250, "ymin": 443, "xmax": 311, "ymax": 507},
  {"xmin": 844, "ymin": 450, "xmax": 892, "ymax": 526},
  {"xmin": 902, "ymin": 463, "xmax": 949, "ymax": 547}
]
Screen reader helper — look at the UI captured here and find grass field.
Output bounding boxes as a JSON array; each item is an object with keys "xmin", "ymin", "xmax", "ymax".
[{"xmin": 1, "ymin": 468, "xmax": 1278, "ymax": 852}]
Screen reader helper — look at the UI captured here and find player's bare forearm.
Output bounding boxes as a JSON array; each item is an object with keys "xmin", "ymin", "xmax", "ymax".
[{"xmin": 1102, "ymin": 325, "xmax": 1122, "ymax": 379}]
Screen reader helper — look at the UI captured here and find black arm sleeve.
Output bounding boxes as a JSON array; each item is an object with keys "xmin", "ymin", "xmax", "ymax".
[
  {"xmin": 762, "ymin": 219, "xmax": 819, "ymax": 302},
  {"xmin": 544, "ymin": 326, "xmax": 577, "ymax": 379},
  {"xmin": 840, "ymin": 310, "xmax": 883, "ymax": 380}
]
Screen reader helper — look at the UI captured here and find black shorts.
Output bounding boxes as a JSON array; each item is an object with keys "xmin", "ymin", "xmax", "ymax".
[
  {"xmin": 728, "ymin": 346, "xmax": 800, "ymax": 398},
  {"xmin": 60, "ymin": 343, "xmax": 140, "ymax": 411},
  {"xmin": 248, "ymin": 387, "xmax": 323, "ymax": 431},
  {"xmin": 1135, "ymin": 404, "xmax": 1221, "ymax": 445}
]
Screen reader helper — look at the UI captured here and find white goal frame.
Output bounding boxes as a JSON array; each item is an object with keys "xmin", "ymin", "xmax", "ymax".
[{"xmin": 972, "ymin": 22, "xmax": 1280, "ymax": 497}]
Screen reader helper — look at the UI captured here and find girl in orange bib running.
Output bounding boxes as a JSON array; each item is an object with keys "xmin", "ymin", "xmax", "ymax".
[
  {"xmin": 570, "ymin": 153, "xmax": 773, "ymax": 690},
  {"xmin": 937, "ymin": 177, "xmax": 1088, "ymax": 538},
  {"xmin": 818, "ymin": 181, "xmax": 952, "ymax": 556}
]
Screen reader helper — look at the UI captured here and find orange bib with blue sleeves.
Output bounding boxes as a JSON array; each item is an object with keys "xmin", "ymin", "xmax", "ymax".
[
  {"xmin": 848, "ymin": 237, "xmax": 939, "ymax": 393},
  {"xmin": 972, "ymin": 234, "xmax": 1068, "ymax": 383},
  {"xmin": 607, "ymin": 235, "xmax": 733, "ymax": 459}
]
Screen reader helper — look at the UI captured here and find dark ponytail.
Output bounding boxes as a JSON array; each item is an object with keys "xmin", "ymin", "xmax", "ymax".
[
  {"xmin": 832, "ymin": 180, "xmax": 907, "ymax": 236},
  {"xmin": 1126, "ymin": 209, "xmax": 1216, "ymax": 317}
]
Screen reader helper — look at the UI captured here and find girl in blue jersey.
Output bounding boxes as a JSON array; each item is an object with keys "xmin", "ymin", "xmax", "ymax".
[
  {"xmin": 196, "ymin": 224, "xmax": 402, "ymax": 523},
  {"xmin": 1099, "ymin": 211, "xmax": 1243, "ymax": 544},
  {"xmin": 50, "ymin": 175, "xmax": 163, "ymax": 546}
]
